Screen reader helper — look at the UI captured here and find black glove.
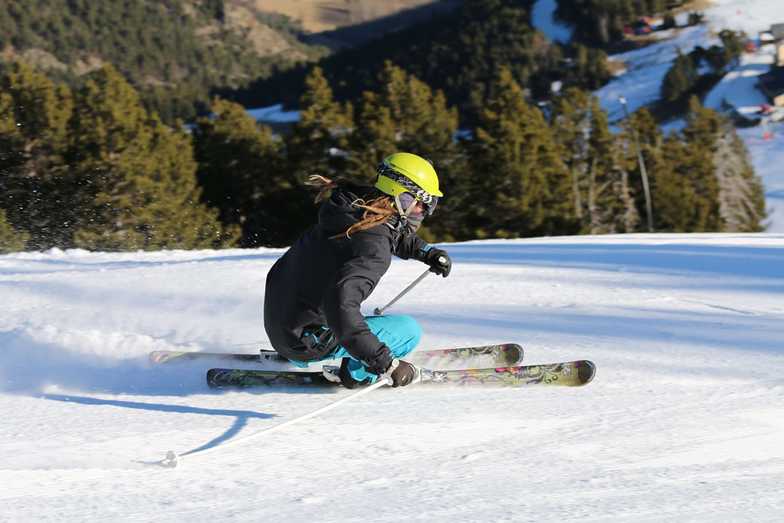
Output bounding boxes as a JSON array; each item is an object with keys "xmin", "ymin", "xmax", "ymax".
[
  {"xmin": 424, "ymin": 248, "xmax": 451, "ymax": 277},
  {"xmin": 385, "ymin": 360, "xmax": 419, "ymax": 387},
  {"xmin": 338, "ymin": 358, "xmax": 418, "ymax": 388}
]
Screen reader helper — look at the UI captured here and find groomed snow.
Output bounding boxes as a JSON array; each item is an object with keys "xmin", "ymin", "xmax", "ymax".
[
  {"xmin": 593, "ymin": 25, "xmax": 713, "ymax": 122},
  {"xmin": 2, "ymin": 234, "xmax": 784, "ymax": 521},
  {"xmin": 246, "ymin": 103, "xmax": 300, "ymax": 123}
]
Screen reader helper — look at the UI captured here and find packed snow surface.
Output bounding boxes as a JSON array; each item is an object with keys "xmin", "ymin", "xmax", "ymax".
[{"xmin": 2, "ymin": 234, "xmax": 784, "ymax": 521}]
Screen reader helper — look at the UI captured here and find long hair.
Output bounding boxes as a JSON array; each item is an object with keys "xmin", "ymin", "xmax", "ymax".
[{"xmin": 306, "ymin": 175, "xmax": 397, "ymax": 239}]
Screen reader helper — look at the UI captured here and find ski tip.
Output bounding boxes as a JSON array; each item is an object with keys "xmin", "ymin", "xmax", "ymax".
[
  {"xmin": 577, "ymin": 360, "xmax": 596, "ymax": 385},
  {"xmin": 148, "ymin": 351, "xmax": 167, "ymax": 364},
  {"xmin": 161, "ymin": 450, "xmax": 179, "ymax": 468},
  {"xmin": 206, "ymin": 368, "xmax": 223, "ymax": 388}
]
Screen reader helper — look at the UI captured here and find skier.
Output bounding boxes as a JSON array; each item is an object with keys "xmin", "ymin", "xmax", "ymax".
[{"xmin": 263, "ymin": 152, "xmax": 451, "ymax": 389}]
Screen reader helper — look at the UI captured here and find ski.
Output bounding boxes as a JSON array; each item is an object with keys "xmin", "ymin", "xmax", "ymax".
[
  {"xmin": 206, "ymin": 360, "xmax": 595, "ymax": 389},
  {"xmin": 418, "ymin": 360, "xmax": 595, "ymax": 387},
  {"xmin": 150, "ymin": 343, "xmax": 523, "ymax": 371}
]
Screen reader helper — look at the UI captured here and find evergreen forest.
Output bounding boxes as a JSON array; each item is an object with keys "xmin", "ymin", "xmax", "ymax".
[{"xmin": 0, "ymin": 0, "xmax": 768, "ymax": 254}]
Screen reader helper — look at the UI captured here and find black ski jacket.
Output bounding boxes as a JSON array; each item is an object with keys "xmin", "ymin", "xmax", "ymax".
[{"xmin": 264, "ymin": 185, "xmax": 429, "ymax": 373}]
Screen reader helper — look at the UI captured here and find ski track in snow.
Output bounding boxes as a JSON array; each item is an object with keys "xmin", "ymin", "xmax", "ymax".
[{"xmin": 1, "ymin": 234, "xmax": 784, "ymax": 521}]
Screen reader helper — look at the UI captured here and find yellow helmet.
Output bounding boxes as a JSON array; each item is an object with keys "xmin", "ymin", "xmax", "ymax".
[{"xmin": 375, "ymin": 153, "xmax": 442, "ymax": 216}]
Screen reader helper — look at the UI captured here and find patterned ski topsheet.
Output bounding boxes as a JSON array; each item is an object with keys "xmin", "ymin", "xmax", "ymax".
[
  {"xmin": 206, "ymin": 360, "xmax": 595, "ymax": 389},
  {"xmin": 150, "ymin": 344, "xmax": 523, "ymax": 371},
  {"xmin": 419, "ymin": 360, "xmax": 595, "ymax": 387}
]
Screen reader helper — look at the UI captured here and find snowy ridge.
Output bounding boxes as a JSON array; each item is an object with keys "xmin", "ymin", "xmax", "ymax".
[{"xmin": 2, "ymin": 235, "xmax": 784, "ymax": 521}]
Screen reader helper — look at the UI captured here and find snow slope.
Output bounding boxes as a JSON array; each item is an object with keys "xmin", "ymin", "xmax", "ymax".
[
  {"xmin": 556, "ymin": 0, "xmax": 784, "ymax": 232},
  {"xmin": 593, "ymin": 25, "xmax": 712, "ymax": 121},
  {"xmin": 2, "ymin": 235, "xmax": 784, "ymax": 522}
]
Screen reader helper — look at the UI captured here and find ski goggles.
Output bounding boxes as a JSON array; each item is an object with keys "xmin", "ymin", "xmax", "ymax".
[
  {"xmin": 397, "ymin": 192, "xmax": 427, "ymax": 220},
  {"xmin": 378, "ymin": 165, "xmax": 439, "ymax": 216}
]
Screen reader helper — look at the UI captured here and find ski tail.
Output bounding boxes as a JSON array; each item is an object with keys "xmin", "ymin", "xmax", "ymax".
[{"xmin": 206, "ymin": 368, "xmax": 335, "ymax": 388}]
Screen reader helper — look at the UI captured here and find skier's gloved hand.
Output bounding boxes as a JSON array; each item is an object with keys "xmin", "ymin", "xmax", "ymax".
[
  {"xmin": 424, "ymin": 248, "xmax": 451, "ymax": 277},
  {"xmin": 338, "ymin": 358, "xmax": 418, "ymax": 388},
  {"xmin": 382, "ymin": 359, "xmax": 419, "ymax": 387}
]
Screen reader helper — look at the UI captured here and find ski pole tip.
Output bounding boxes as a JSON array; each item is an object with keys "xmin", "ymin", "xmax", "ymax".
[{"xmin": 161, "ymin": 450, "xmax": 179, "ymax": 468}]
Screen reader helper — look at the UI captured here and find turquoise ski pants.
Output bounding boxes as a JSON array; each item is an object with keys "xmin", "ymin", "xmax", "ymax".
[{"xmin": 296, "ymin": 315, "xmax": 422, "ymax": 382}]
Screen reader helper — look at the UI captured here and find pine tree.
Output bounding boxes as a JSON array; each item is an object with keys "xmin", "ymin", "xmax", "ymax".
[
  {"xmin": 649, "ymin": 136, "xmax": 698, "ymax": 231},
  {"xmin": 0, "ymin": 61, "xmax": 73, "ymax": 248},
  {"xmin": 585, "ymin": 96, "xmax": 637, "ymax": 233},
  {"xmin": 618, "ymin": 107, "xmax": 664, "ymax": 231},
  {"xmin": 193, "ymin": 97, "xmax": 303, "ymax": 247},
  {"xmin": 661, "ymin": 51, "xmax": 698, "ymax": 102},
  {"xmin": 0, "ymin": 208, "xmax": 28, "ymax": 253},
  {"xmin": 468, "ymin": 68, "xmax": 576, "ymax": 238},
  {"xmin": 68, "ymin": 65, "xmax": 238, "ymax": 251},
  {"xmin": 277, "ymin": 67, "xmax": 356, "ymax": 243},
  {"xmin": 713, "ymin": 122, "xmax": 766, "ymax": 232},
  {"xmin": 550, "ymin": 88, "xmax": 591, "ymax": 227},
  {"xmin": 347, "ymin": 62, "xmax": 463, "ymax": 241},
  {"xmin": 348, "ymin": 63, "xmax": 459, "ymax": 178},
  {"xmin": 551, "ymin": 88, "xmax": 637, "ymax": 234},
  {"xmin": 286, "ymin": 67, "xmax": 354, "ymax": 181},
  {"xmin": 679, "ymin": 97, "xmax": 722, "ymax": 231}
]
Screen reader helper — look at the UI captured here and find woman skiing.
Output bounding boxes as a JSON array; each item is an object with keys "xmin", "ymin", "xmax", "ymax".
[{"xmin": 264, "ymin": 152, "xmax": 451, "ymax": 388}]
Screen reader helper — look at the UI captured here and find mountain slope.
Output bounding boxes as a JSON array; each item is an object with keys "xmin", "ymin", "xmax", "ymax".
[{"xmin": 0, "ymin": 0, "xmax": 322, "ymax": 120}]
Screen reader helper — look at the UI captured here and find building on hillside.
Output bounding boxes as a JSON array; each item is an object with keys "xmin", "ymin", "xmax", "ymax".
[
  {"xmin": 759, "ymin": 23, "xmax": 784, "ymax": 66},
  {"xmin": 756, "ymin": 23, "xmax": 784, "ymax": 107},
  {"xmin": 624, "ymin": 16, "xmax": 666, "ymax": 36},
  {"xmin": 759, "ymin": 68, "xmax": 784, "ymax": 108}
]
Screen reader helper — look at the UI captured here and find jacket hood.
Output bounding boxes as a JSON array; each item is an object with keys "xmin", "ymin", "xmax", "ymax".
[{"xmin": 318, "ymin": 184, "xmax": 390, "ymax": 238}]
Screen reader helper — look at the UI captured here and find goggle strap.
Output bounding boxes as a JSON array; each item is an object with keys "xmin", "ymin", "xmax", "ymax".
[{"xmin": 378, "ymin": 165, "xmax": 435, "ymax": 205}]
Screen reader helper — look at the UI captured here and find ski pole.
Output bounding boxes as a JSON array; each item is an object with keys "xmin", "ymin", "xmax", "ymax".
[
  {"xmin": 158, "ymin": 376, "xmax": 391, "ymax": 468},
  {"xmin": 374, "ymin": 256, "xmax": 447, "ymax": 316},
  {"xmin": 374, "ymin": 268, "xmax": 431, "ymax": 315}
]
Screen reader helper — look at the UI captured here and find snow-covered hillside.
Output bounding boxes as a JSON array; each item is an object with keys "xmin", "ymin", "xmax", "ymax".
[
  {"xmin": 531, "ymin": 0, "xmax": 784, "ymax": 232},
  {"xmin": 2, "ymin": 235, "xmax": 783, "ymax": 521}
]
